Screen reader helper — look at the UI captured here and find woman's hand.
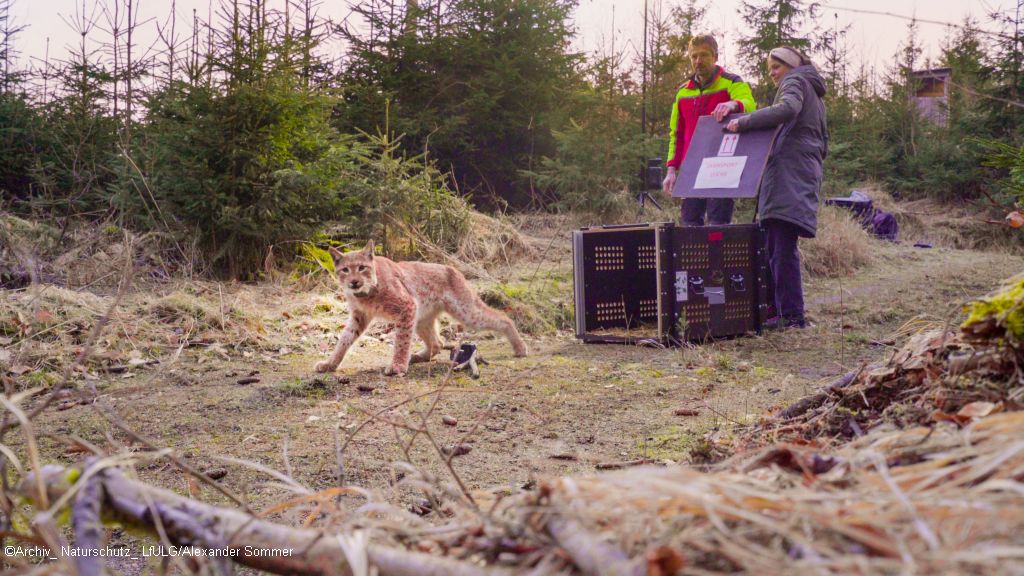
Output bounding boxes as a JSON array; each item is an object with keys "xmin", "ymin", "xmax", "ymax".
[{"xmin": 725, "ymin": 119, "xmax": 740, "ymax": 133}]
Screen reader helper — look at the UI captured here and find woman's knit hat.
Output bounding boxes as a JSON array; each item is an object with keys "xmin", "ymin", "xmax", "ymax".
[{"xmin": 769, "ymin": 47, "xmax": 803, "ymax": 68}]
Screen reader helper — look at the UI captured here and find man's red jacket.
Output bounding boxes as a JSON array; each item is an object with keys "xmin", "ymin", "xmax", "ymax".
[{"xmin": 666, "ymin": 66, "xmax": 757, "ymax": 169}]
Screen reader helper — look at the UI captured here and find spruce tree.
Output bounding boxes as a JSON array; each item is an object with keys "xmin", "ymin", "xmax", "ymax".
[
  {"xmin": 337, "ymin": 0, "xmax": 581, "ymax": 207},
  {"xmin": 737, "ymin": 0, "xmax": 822, "ymax": 104}
]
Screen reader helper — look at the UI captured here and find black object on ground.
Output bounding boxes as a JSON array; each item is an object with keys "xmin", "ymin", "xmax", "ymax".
[{"xmin": 450, "ymin": 342, "xmax": 487, "ymax": 379}]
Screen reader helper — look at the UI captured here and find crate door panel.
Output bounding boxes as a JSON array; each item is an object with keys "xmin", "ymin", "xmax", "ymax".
[
  {"xmin": 674, "ymin": 225, "xmax": 760, "ymax": 340},
  {"xmin": 581, "ymin": 229, "xmax": 660, "ymax": 332},
  {"xmin": 716, "ymin": 227, "xmax": 758, "ymax": 337},
  {"xmin": 674, "ymin": 230, "xmax": 711, "ymax": 340}
]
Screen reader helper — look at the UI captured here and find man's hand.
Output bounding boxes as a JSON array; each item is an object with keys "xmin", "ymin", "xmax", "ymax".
[
  {"xmin": 662, "ymin": 166, "xmax": 677, "ymax": 195},
  {"xmin": 725, "ymin": 119, "xmax": 740, "ymax": 133},
  {"xmin": 712, "ymin": 100, "xmax": 738, "ymax": 122}
]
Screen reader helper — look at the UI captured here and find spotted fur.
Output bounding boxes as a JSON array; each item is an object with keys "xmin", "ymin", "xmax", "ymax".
[{"xmin": 314, "ymin": 240, "xmax": 527, "ymax": 377}]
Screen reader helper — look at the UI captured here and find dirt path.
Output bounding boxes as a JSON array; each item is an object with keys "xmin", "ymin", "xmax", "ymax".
[{"xmin": 25, "ymin": 239, "xmax": 1024, "ymax": 530}]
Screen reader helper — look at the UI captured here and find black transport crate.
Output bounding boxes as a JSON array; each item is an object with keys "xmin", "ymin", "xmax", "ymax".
[{"xmin": 573, "ymin": 222, "xmax": 773, "ymax": 345}]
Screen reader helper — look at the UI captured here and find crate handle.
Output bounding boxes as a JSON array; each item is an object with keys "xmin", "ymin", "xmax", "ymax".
[{"xmin": 689, "ymin": 276, "xmax": 705, "ymax": 295}]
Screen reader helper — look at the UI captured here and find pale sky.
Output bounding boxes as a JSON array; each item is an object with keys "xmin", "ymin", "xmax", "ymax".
[
  {"xmin": 575, "ymin": 0, "xmax": 1019, "ymax": 74},
  {"xmin": 7, "ymin": 0, "xmax": 1020, "ymax": 78}
]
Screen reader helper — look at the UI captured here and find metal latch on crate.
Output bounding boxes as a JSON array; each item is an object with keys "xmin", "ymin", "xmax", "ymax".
[
  {"xmin": 689, "ymin": 276, "xmax": 705, "ymax": 296},
  {"xmin": 730, "ymin": 273, "xmax": 746, "ymax": 292}
]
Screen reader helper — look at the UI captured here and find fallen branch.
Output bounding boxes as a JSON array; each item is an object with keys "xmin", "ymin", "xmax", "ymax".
[
  {"xmin": 545, "ymin": 515, "xmax": 641, "ymax": 576},
  {"xmin": 20, "ymin": 464, "xmax": 514, "ymax": 576},
  {"xmin": 103, "ymin": 359, "xmax": 160, "ymax": 373},
  {"xmin": 777, "ymin": 368, "xmax": 866, "ymax": 421},
  {"xmin": 71, "ymin": 472, "xmax": 105, "ymax": 576},
  {"xmin": 595, "ymin": 459, "xmax": 658, "ymax": 471}
]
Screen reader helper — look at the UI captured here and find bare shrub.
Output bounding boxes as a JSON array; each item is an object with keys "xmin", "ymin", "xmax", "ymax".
[{"xmin": 801, "ymin": 205, "xmax": 874, "ymax": 278}]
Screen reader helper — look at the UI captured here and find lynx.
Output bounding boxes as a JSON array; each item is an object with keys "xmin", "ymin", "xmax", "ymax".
[{"xmin": 315, "ymin": 241, "xmax": 527, "ymax": 376}]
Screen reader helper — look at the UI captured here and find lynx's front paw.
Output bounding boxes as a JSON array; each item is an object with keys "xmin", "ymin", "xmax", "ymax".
[
  {"xmin": 315, "ymin": 360, "xmax": 337, "ymax": 373},
  {"xmin": 383, "ymin": 365, "xmax": 407, "ymax": 377}
]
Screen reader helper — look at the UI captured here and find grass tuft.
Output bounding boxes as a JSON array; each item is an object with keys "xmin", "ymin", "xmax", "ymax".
[
  {"xmin": 801, "ymin": 206, "xmax": 874, "ymax": 278},
  {"xmin": 479, "ymin": 276, "xmax": 573, "ymax": 336}
]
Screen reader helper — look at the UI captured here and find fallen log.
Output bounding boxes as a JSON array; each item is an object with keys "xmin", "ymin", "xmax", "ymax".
[{"xmin": 21, "ymin": 464, "xmax": 515, "ymax": 576}]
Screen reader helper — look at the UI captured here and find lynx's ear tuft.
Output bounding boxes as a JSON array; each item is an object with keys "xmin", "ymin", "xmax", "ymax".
[
  {"xmin": 363, "ymin": 239, "xmax": 375, "ymax": 259},
  {"xmin": 328, "ymin": 246, "xmax": 344, "ymax": 264}
]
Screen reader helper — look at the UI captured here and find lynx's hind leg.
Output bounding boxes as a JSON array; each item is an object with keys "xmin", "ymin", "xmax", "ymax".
[{"xmin": 445, "ymin": 279, "xmax": 527, "ymax": 358}]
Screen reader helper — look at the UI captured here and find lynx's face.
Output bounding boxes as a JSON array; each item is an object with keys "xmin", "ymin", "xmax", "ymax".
[{"xmin": 331, "ymin": 242, "xmax": 377, "ymax": 297}]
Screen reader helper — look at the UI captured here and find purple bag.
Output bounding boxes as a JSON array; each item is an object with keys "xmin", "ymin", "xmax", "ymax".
[{"xmin": 871, "ymin": 210, "xmax": 898, "ymax": 241}]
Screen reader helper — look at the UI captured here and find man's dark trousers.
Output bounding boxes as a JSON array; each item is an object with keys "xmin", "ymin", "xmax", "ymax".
[
  {"xmin": 763, "ymin": 218, "xmax": 805, "ymax": 324},
  {"xmin": 681, "ymin": 198, "xmax": 735, "ymax": 226}
]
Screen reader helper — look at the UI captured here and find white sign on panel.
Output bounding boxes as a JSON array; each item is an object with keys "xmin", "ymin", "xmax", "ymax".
[{"xmin": 693, "ymin": 156, "xmax": 747, "ymax": 189}]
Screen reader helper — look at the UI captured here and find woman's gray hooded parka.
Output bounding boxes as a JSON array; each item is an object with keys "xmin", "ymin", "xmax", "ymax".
[{"xmin": 737, "ymin": 64, "xmax": 828, "ymax": 238}]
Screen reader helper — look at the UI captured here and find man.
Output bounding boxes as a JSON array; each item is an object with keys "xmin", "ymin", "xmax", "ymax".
[{"xmin": 662, "ymin": 35, "xmax": 757, "ymax": 226}]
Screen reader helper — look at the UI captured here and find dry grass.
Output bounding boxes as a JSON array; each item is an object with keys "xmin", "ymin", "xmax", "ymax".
[
  {"xmin": 478, "ymin": 280, "xmax": 573, "ymax": 336},
  {"xmin": 148, "ymin": 289, "xmax": 267, "ymax": 337},
  {"xmin": 528, "ymin": 410, "xmax": 1024, "ymax": 574},
  {"xmin": 1, "ymin": 285, "xmax": 116, "ymax": 368},
  {"xmin": 379, "ymin": 211, "xmax": 535, "ymax": 281},
  {"xmin": 0, "ymin": 281, "xmax": 291, "ymax": 381},
  {"xmin": 1, "ymin": 212, "xmax": 193, "ymax": 290},
  {"xmin": 801, "ymin": 205, "xmax": 875, "ymax": 278},
  {"xmin": 1, "ymin": 214, "xmax": 63, "ymax": 257},
  {"xmin": 149, "ymin": 291, "xmax": 228, "ymax": 328},
  {"xmin": 454, "ymin": 211, "xmax": 535, "ymax": 272}
]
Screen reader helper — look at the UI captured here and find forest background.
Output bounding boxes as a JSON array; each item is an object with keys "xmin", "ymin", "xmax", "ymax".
[{"xmin": 1, "ymin": 0, "xmax": 1022, "ymax": 278}]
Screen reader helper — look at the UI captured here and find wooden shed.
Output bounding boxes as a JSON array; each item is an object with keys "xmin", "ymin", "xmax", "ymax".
[{"xmin": 911, "ymin": 67, "xmax": 952, "ymax": 126}]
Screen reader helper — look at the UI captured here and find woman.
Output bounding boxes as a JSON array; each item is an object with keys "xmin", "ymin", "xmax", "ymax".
[{"xmin": 725, "ymin": 46, "xmax": 827, "ymax": 330}]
